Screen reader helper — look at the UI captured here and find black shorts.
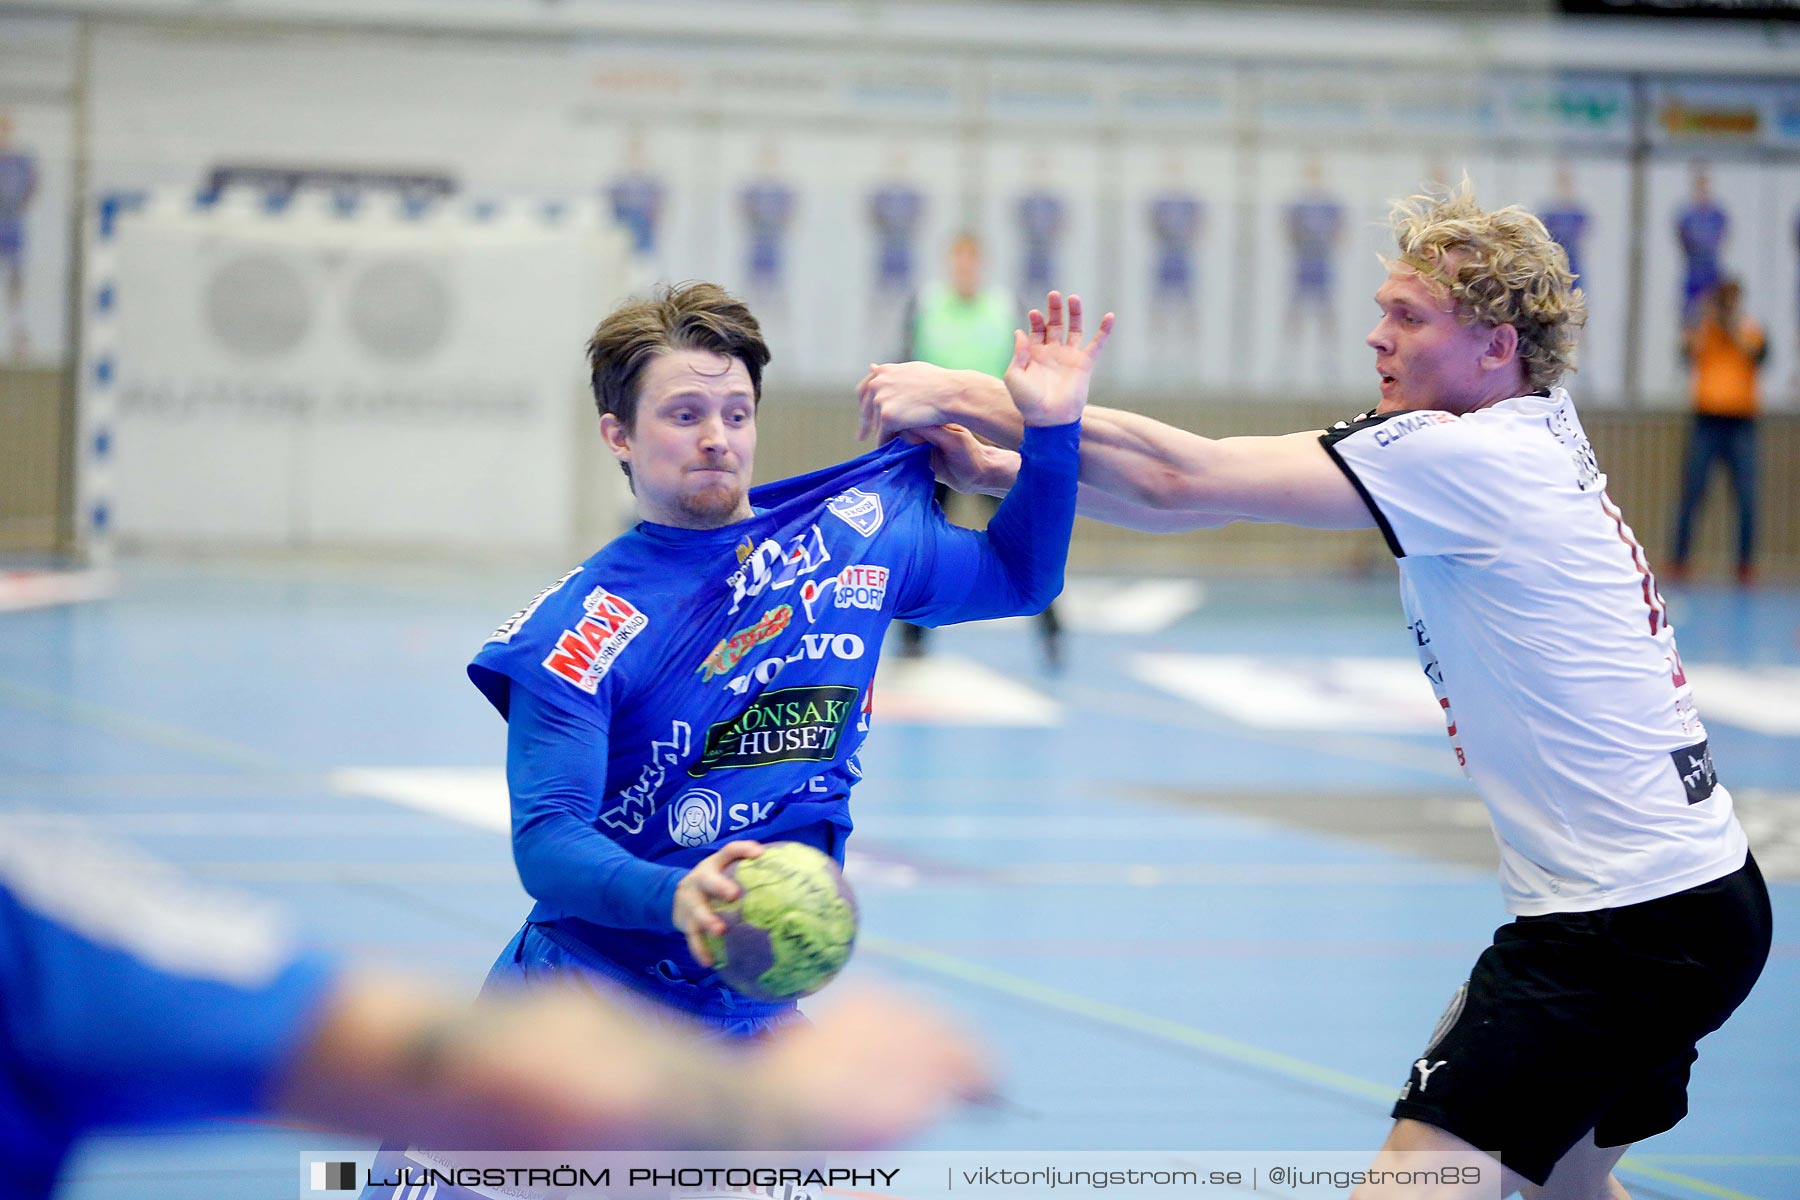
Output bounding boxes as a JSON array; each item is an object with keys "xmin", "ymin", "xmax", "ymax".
[{"xmin": 1390, "ymin": 853, "xmax": 1772, "ymax": 1186}]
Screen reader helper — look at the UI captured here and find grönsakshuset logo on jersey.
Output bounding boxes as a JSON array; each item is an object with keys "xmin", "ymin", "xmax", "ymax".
[{"xmin": 689, "ymin": 685, "xmax": 858, "ymax": 777}]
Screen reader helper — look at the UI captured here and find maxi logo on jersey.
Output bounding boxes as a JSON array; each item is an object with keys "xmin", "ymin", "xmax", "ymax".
[
  {"xmin": 799, "ymin": 563, "xmax": 889, "ymax": 623},
  {"xmin": 600, "ymin": 720, "xmax": 691, "ymax": 835},
  {"xmin": 726, "ymin": 524, "xmax": 832, "ymax": 616},
  {"xmin": 689, "ymin": 685, "xmax": 858, "ymax": 777},
  {"xmin": 697, "ymin": 605, "xmax": 793, "ymax": 682},
  {"xmin": 542, "ymin": 586, "xmax": 649, "ymax": 694}
]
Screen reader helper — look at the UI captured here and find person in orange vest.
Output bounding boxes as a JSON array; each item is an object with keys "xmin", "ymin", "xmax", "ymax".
[{"xmin": 1670, "ymin": 277, "xmax": 1765, "ymax": 585}]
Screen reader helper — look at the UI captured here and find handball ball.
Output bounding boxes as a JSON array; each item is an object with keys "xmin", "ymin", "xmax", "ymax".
[{"xmin": 705, "ymin": 842, "xmax": 858, "ymax": 1002}]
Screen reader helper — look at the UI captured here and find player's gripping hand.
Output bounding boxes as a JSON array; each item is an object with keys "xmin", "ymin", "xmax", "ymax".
[
  {"xmin": 856, "ymin": 361, "xmax": 971, "ymax": 442},
  {"xmin": 1005, "ymin": 291, "xmax": 1114, "ymax": 428},
  {"xmin": 902, "ymin": 423, "xmax": 1020, "ymax": 498},
  {"xmin": 673, "ymin": 840, "xmax": 765, "ymax": 968}
]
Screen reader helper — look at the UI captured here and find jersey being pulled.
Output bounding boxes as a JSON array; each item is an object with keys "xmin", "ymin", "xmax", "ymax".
[
  {"xmin": 469, "ymin": 431, "xmax": 1075, "ymax": 1014},
  {"xmin": 1321, "ymin": 388, "xmax": 1746, "ymax": 916}
]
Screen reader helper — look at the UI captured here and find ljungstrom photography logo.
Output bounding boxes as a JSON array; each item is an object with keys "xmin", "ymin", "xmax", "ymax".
[{"xmin": 311, "ymin": 1161, "xmax": 357, "ymax": 1191}]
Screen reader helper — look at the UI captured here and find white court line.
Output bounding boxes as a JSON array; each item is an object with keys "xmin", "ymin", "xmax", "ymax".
[
  {"xmin": 1131, "ymin": 653, "xmax": 1442, "ymax": 732},
  {"xmin": 330, "ymin": 767, "xmax": 509, "ymax": 832},
  {"xmin": 990, "ymin": 577, "xmax": 1207, "ymax": 634},
  {"xmin": 872, "ymin": 654, "xmax": 1060, "ymax": 726},
  {"xmin": 1133, "ymin": 654, "xmax": 1800, "ymax": 740},
  {"xmin": 1684, "ymin": 665, "xmax": 1800, "ymax": 736},
  {"xmin": 0, "ymin": 568, "xmax": 116, "ymax": 613}
]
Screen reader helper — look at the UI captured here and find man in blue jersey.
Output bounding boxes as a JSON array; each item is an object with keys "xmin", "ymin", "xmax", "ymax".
[
  {"xmin": 466, "ymin": 280, "xmax": 1104, "ymax": 1038},
  {"xmin": 0, "ymin": 111, "xmax": 38, "ymax": 359},
  {"xmin": 1145, "ymin": 153, "xmax": 1205, "ymax": 383},
  {"xmin": 1538, "ymin": 163, "xmax": 1589, "ymax": 292},
  {"xmin": 1676, "ymin": 162, "xmax": 1728, "ymax": 328},
  {"xmin": 869, "ymin": 174, "xmax": 926, "ymax": 301},
  {"xmin": 608, "ymin": 128, "xmax": 666, "ymax": 262},
  {"xmin": 1284, "ymin": 156, "xmax": 1346, "ymax": 385},
  {"xmin": 0, "ymin": 820, "xmax": 989, "ymax": 1199},
  {"xmin": 740, "ymin": 145, "xmax": 797, "ymax": 312},
  {"xmin": 1016, "ymin": 186, "xmax": 1066, "ymax": 298}
]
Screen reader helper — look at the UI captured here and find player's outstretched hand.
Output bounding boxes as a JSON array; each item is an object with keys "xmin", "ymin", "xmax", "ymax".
[
  {"xmin": 903, "ymin": 423, "xmax": 1020, "ymax": 497},
  {"xmin": 1004, "ymin": 291, "xmax": 1114, "ymax": 428},
  {"xmin": 754, "ymin": 988, "xmax": 994, "ymax": 1149},
  {"xmin": 674, "ymin": 840, "xmax": 765, "ymax": 967}
]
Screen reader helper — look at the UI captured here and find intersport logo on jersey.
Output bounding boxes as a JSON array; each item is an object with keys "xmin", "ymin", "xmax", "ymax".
[
  {"xmin": 541, "ymin": 586, "xmax": 649, "ymax": 693},
  {"xmin": 800, "ymin": 563, "xmax": 889, "ymax": 622}
]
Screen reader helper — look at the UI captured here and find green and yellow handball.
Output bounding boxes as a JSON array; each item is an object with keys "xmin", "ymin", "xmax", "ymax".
[{"xmin": 705, "ymin": 842, "xmax": 859, "ymax": 1002}]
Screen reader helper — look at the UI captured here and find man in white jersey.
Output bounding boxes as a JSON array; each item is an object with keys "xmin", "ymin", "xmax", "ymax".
[{"xmin": 855, "ymin": 188, "xmax": 1771, "ymax": 1200}]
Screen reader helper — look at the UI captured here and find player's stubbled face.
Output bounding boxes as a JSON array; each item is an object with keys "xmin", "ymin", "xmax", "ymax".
[
  {"xmin": 1366, "ymin": 267, "xmax": 1494, "ymax": 415},
  {"xmin": 617, "ymin": 348, "xmax": 757, "ymax": 529}
]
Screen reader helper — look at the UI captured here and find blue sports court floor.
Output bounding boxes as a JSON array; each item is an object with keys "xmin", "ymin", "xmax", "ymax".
[{"xmin": 2, "ymin": 559, "xmax": 1795, "ymax": 1200}]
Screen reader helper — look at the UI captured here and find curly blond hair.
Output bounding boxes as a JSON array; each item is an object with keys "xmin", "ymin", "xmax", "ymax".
[{"xmin": 1387, "ymin": 180, "xmax": 1587, "ymax": 390}]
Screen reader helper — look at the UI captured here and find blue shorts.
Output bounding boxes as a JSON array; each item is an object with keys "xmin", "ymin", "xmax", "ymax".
[{"xmin": 486, "ymin": 922, "xmax": 802, "ymax": 1041}]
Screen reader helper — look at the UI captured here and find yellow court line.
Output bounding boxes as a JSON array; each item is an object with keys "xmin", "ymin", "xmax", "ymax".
[
  {"xmin": 0, "ymin": 677, "xmax": 282, "ymax": 771},
  {"xmin": 863, "ymin": 934, "xmax": 1774, "ymax": 1200}
]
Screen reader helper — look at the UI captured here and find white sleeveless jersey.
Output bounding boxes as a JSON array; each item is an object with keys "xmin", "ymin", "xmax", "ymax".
[{"xmin": 1321, "ymin": 387, "xmax": 1747, "ymax": 915}]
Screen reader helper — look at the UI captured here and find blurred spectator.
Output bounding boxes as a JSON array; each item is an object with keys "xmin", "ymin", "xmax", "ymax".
[{"xmin": 896, "ymin": 233, "xmax": 1063, "ymax": 670}]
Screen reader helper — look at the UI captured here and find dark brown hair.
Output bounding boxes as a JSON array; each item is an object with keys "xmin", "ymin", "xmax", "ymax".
[{"xmin": 586, "ymin": 281, "xmax": 771, "ymax": 430}]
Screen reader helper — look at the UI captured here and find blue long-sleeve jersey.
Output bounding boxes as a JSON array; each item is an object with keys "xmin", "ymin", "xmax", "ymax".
[{"xmin": 468, "ymin": 425, "xmax": 1079, "ymax": 1018}]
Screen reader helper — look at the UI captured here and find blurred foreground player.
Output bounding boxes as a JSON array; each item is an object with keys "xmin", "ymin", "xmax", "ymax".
[
  {"xmin": 858, "ymin": 185, "xmax": 1771, "ymax": 1200},
  {"xmin": 0, "ymin": 820, "xmax": 988, "ymax": 1199},
  {"xmin": 466, "ymin": 281, "xmax": 1098, "ymax": 1035}
]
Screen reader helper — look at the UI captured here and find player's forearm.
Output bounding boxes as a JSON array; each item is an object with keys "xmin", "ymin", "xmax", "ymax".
[
  {"xmin": 506, "ymin": 696, "xmax": 684, "ymax": 931},
  {"xmin": 937, "ymin": 371, "xmax": 1028, "ymax": 448},
  {"xmin": 1069, "ymin": 405, "xmax": 1234, "ymax": 513},
  {"xmin": 973, "ymin": 406, "xmax": 1237, "ymax": 525},
  {"xmin": 512, "ymin": 811, "xmax": 683, "ymax": 931},
  {"xmin": 1075, "ymin": 482, "xmax": 1238, "ymax": 532},
  {"xmin": 965, "ymin": 421, "xmax": 1081, "ymax": 616}
]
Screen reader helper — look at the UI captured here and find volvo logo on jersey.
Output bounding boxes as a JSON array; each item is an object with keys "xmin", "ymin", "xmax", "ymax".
[{"xmin": 689, "ymin": 685, "xmax": 858, "ymax": 777}]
